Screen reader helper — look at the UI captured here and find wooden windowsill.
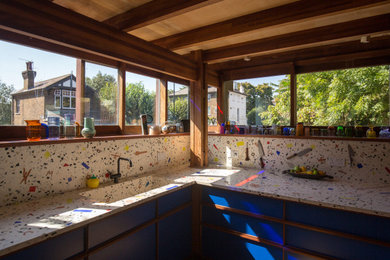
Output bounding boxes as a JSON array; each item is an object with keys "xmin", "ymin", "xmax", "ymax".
[
  {"xmin": 208, "ymin": 133, "xmax": 390, "ymax": 142},
  {"xmin": 0, "ymin": 133, "xmax": 189, "ymax": 148}
]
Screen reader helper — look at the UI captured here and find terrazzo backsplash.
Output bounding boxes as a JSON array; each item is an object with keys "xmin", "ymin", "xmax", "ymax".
[
  {"xmin": 208, "ymin": 135, "xmax": 390, "ymax": 184},
  {"xmin": 0, "ymin": 135, "xmax": 190, "ymax": 207}
]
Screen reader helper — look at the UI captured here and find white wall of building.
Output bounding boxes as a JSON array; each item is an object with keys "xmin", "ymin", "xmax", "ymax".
[{"xmin": 228, "ymin": 91, "xmax": 247, "ymax": 125}]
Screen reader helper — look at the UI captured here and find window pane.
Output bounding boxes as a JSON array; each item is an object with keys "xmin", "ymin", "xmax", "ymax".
[
  {"xmin": 85, "ymin": 62, "xmax": 118, "ymax": 125},
  {"xmin": 55, "ymin": 96, "xmax": 61, "ymax": 108},
  {"xmin": 0, "ymin": 40, "xmax": 76, "ymax": 125},
  {"xmin": 208, "ymin": 86, "xmax": 218, "ymax": 125},
  {"xmin": 125, "ymin": 72, "xmax": 157, "ymax": 125},
  {"xmin": 297, "ymin": 65, "xmax": 390, "ymax": 126},
  {"xmin": 168, "ymin": 82, "xmax": 189, "ymax": 123},
  {"xmin": 232, "ymin": 75, "xmax": 290, "ymax": 126},
  {"xmin": 62, "ymin": 96, "xmax": 70, "ymax": 108},
  {"xmin": 71, "ymin": 97, "xmax": 76, "ymax": 109}
]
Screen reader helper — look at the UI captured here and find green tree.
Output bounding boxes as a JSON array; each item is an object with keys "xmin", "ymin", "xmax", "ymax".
[
  {"xmin": 0, "ymin": 81, "xmax": 15, "ymax": 125},
  {"xmin": 237, "ymin": 82, "xmax": 274, "ymax": 125},
  {"xmin": 168, "ymin": 97, "xmax": 188, "ymax": 122},
  {"xmin": 125, "ymin": 82, "xmax": 155, "ymax": 124},
  {"xmin": 296, "ymin": 66, "xmax": 389, "ymax": 126},
  {"xmin": 86, "ymin": 71, "xmax": 118, "ymax": 122},
  {"xmin": 260, "ymin": 76, "xmax": 290, "ymax": 125}
]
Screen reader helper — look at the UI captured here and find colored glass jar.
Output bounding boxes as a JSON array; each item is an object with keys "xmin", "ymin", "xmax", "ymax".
[
  {"xmin": 296, "ymin": 122, "xmax": 304, "ymax": 136},
  {"xmin": 25, "ymin": 120, "xmax": 41, "ymax": 141},
  {"xmin": 81, "ymin": 117, "xmax": 96, "ymax": 138}
]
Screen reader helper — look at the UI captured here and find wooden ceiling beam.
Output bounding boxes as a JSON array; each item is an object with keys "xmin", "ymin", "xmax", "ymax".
[
  {"xmin": 209, "ymin": 35, "xmax": 390, "ymax": 72},
  {"xmin": 0, "ymin": 0, "xmax": 197, "ymax": 81},
  {"xmin": 221, "ymin": 49, "xmax": 390, "ymax": 81},
  {"xmin": 104, "ymin": 0, "xmax": 222, "ymax": 31},
  {"xmin": 203, "ymin": 14, "xmax": 390, "ymax": 63},
  {"xmin": 152, "ymin": 0, "xmax": 387, "ymax": 50}
]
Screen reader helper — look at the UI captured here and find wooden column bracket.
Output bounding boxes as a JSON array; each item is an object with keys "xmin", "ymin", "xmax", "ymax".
[
  {"xmin": 75, "ymin": 59, "xmax": 85, "ymax": 125},
  {"xmin": 118, "ymin": 63, "xmax": 126, "ymax": 134},
  {"xmin": 190, "ymin": 50, "xmax": 208, "ymax": 167}
]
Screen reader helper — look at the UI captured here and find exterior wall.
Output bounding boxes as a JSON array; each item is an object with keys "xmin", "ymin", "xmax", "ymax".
[
  {"xmin": 208, "ymin": 91, "xmax": 217, "ymax": 125},
  {"xmin": 13, "ymin": 92, "xmax": 45, "ymax": 125},
  {"xmin": 0, "ymin": 135, "xmax": 190, "ymax": 206},
  {"xmin": 208, "ymin": 135, "xmax": 390, "ymax": 184},
  {"xmin": 228, "ymin": 91, "xmax": 247, "ymax": 125}
]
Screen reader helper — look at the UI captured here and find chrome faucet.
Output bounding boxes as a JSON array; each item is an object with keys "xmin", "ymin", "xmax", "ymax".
[{"xmin": 110, "ymin": 157, "xmax": 132, "ymax": 183}]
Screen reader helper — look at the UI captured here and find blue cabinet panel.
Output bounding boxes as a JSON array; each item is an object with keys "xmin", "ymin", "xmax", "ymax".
[
  {"xmin": 89, "ymin": 224, "xmax": 156, "ymax": 260},
  {"xmin": 88, "ymin": 200, "xmax": 155, "ymax": 248},
  {"xmin": 286, "ymin": 202, "xmax": 390, "ymax": 242},
  {"xmin": 286, "ymin": 225, "xmax": 390, "ymax": 260},
  {"xmin": 158, "ymin": 186, "xmax": 192, "ymax": 216},
  {"xmin": 202, "ymin": 226, "xmax": 283, "ymax": 260},
  {"xmin": 4, "ymin": 228, "xmax": 84, "ymax": 260},
  {"xmin": 203, "ymin": 205, "xmax": 283, "ymax": 244},
  {"xmin": 159, "ymin": 206, "xmax": 192, "ymax": 260},
  {"xmin": 202, "ymin": 186, "xmax": 283, "ymax": 218}
]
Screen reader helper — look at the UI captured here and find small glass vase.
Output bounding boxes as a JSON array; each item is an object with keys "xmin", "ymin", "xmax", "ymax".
[{"xmin": 81, "ymin": 117, "xmax": 96, "ymax": 138}]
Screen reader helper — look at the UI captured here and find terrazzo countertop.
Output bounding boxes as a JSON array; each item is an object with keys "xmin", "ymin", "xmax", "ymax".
[{"xmin": 1, "ymin": 165, "xmax": 390, "ymax": 256}]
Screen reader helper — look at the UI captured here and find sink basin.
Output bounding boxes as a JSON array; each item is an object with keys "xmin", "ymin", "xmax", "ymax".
[{"xmin": 79, "ymin": 175, "xmax": 175, "ymax": 204}]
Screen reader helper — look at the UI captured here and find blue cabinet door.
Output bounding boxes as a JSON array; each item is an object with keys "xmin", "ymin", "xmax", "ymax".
[
  {"xmin": 89, "ymin": 224, "xmax": 156, "ymax": 260},
  {"xmin": 159, "ymin": 206, "xmax": 192, "ymax": 260},
  {"xmin": 4, "ymin": 228, "xmax": 84, "ymax": 260}
]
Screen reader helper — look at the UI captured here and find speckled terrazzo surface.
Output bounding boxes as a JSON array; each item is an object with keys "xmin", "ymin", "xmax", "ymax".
[
  {"xmin": 0, "ymin": 135, "xmax": 190, "ymax": 207},
  {"xmin": 1, "ymin": 165, "xmax": 390, "ymax": 257},
  {"xmin": 208, "ymin": 135, "xmax": 390, "ymax": 183}
]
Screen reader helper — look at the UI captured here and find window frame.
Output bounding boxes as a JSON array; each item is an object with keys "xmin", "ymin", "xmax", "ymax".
[
  {"xmin": 54, "ymin": 89, "xmax": 62, "ymax": 109},
  {"xmin": 15, "ymin": 99, "xmax": 20, "ymax": 114},
  {"xmin": 0, "ymin": 32, "xmax": 388, "ymax": 142}
]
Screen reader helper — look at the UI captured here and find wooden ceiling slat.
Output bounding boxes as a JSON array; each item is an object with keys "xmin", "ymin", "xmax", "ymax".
[
  {"xmin": 203, "ymin": 14, "xmax": 390, "ymax": 63},
  {"xmin": 0, "ymin": 0, "xmax": 196, "ymax": 81},
  {"xmin": 210, "ymin": 36, "xmax": 390, "ymax": 72},
  {"xmin": 104, "ymin": 0, "xmax": 222, "ymax": 31},
  {"xmin": 151, "ymin": 0, "xmax": 387, "ymax": 50}
]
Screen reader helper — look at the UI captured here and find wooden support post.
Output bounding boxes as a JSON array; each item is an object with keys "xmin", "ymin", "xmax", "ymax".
[
  {"xmin": 159, "ymin": 79, "xmax": 168, "ymax": 125},
  {"xmin": 290, "ymin": 65, "xmax": 297, "ymax": 127},
  {"xmin": 190, "ymin": 50, "xmax": 208, "ymax": 167},
  {"xmin": 118, "ymin": 63, "xmax": 126, "ymax": 134},
  {"xmin": 216, "ymin": 75, "xmax": 225, "ymax": 128},
  {"xmin": 76, "ymin": 59, "xmax": 85, "ymax": 125}
]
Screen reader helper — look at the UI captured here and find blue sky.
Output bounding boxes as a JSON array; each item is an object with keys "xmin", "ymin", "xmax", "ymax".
[{"xmin": 0, "ymin": 39, "xmax": 156, "ymax": 92}]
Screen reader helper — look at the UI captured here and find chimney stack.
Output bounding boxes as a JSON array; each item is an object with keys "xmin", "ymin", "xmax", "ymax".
[{"xmin": 22, "ymin": 61, "xmax": 36, "ymax": 90}]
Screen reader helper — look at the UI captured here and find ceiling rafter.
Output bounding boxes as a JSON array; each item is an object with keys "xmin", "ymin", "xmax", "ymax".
[
  {"xmin": 104, "ymin": 0, "xmax": 222, "ymax": 31},
  {"xmin": 209, "ymin": 35, "xmax": 390, "ymax": 72},
  {"xmin": 203, "ymin": 14, "xmax": 390, "ymax": 63},
  {"xmin": 0, "ymin": 0, "xmax": 196, "ymax": 80},
  {"xmin": 152, "ymin": 0, "xmax": 387, "ymax": 50}
]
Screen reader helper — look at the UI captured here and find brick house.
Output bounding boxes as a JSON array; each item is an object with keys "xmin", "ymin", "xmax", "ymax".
[{"xmin": 11, "ymin": 62, "xmax": 100, "ymax": 125}]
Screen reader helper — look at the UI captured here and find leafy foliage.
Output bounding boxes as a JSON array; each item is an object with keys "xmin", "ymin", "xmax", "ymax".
[
  {"xmin": 125, "ymin": 82, "xmax": 155, "ymax": 124},
  {"xmin": 240, "ymin": 65, "xmax": 389, "ymax": 127},
  {"xmin": 295, "ymin": 66, "xmax": 390, "ymax": 126},
  {"xmin": 0, "ymin": 80, "xmax": 15, "ymax": 125},
  {"xmin": 168, "ymin": 97, "xmax": 188, "ymax": 122}
]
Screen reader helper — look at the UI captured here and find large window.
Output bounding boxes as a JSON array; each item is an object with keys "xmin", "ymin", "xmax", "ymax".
[
  {"xmin": 85, "ymin": 62, "xmax": 118, "ymax": 125},
  {"xmin": 232, "ymin": 75, "xmax": 290, "ymax": 126},
  {"xmin": 297, "ymin": 65, "xmax": 390, "ymax": 126},
  {"xmin": 168, "ymin": 82, "xmax": 189, "ymax": 123},
  {"xmin": 0, "ymin": 40, "xmax": 76, "ymax": 125},
  {"xmin": 125, "ymin": 72, "xmax": 157, "ymax": 125}
]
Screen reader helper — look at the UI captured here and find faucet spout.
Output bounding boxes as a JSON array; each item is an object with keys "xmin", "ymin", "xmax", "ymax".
[
  {"xmin": 110, "ymin": 157, "xmax": 132, "ymax": 183},
  {"xmin": 118, "ymin": 157, "xmax": 132, "ymax": 175}
]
